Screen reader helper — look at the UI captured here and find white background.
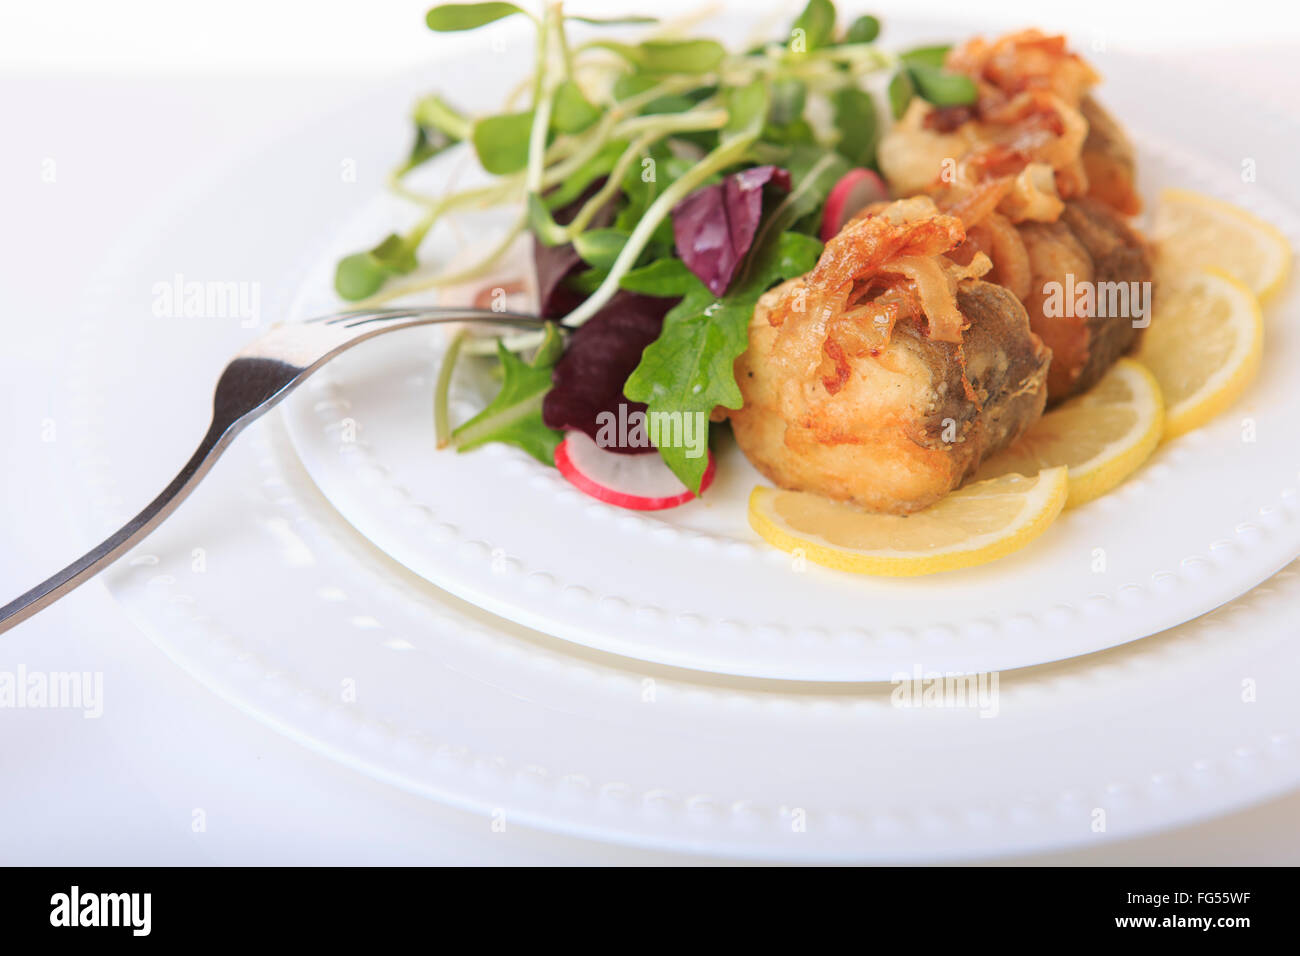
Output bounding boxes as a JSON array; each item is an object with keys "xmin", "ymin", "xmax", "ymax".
[{"xmin": 1, "ymin": 0, "xmax": 1299, "ymax": 864}]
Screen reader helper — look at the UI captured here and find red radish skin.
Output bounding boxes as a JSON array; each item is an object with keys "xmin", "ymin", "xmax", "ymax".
[
  {"xmin": 555, "ymin": 432, "xmax": 716, "ymax": 511},
  {"xmin": 820, "ymin": 168, "xmax": 890, "ymax": 242}
]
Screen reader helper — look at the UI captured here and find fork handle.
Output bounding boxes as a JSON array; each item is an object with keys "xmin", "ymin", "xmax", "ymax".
[{"xmin": 0, "ymin": 418, "xmax": 242, "ymax": 635}]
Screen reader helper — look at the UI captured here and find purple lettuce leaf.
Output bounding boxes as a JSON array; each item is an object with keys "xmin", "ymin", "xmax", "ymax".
[
  {"xmin": 541, "ymin": 291, "xmax": 675, "ymax": 454},
  {"xmin": 671, "ymin": 165, "xmax": 791, "ymax": 297}
]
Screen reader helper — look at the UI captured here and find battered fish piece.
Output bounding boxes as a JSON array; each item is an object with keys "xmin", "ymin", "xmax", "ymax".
[
  {"xmin": 878, "ymin": 30, "xmax": 1107, "ymax": 216},
  {"xmin": 729, "ymin": 199, "xmax": 1051, "ymax": 514},
  {"xmin": 876, "ymin": 30, "xmax": 1150, "ymax": 401},
  {"xmin": 1020, "ymin": 197, "xmax": 1152, "ymax": 400}
]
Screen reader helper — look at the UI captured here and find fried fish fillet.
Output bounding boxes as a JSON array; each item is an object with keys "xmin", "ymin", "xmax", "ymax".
[
  {"xmin": 729, "ymin": 200, "xmax": 1050, "ymax": 514},
  {"xmin": 1019, "ymin": 197, "xmax": 1152, "ymax": 400},
  {"xmin": 875, "ymin": 30, "xmax": 1151, "ymax": 402}
]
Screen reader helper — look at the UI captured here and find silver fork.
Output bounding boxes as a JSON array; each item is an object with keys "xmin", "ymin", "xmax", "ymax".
[{"xmin": 0, "ymin": 307, "xmax": 551, "ymax": 635}]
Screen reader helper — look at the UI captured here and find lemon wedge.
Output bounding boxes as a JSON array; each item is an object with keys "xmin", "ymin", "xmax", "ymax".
[
  {"xmin": 1135, "ymin": 269, "xmax": 1263, "ymax": 440},
  {"xmin": 1152, "ymin": 188, "xmax": 1291, "ymax": 301},
  {"xmin": 975, "ymin": 359, "xmax": 1163, "ymax": 507},
  {"xmin": 748, "ymin": 468, "xmax": 1068, "ymax": 577}
]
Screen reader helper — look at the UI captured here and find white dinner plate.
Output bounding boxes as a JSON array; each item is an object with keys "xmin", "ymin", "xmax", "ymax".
[
  {"xmin": 51, "ymin": 14, "xmax": 1300, "ymax": 860},
  {"xmin": 279, "ymin": 24, "xmax": 1300, "ymax": 680},
  {"xmin": 59, "ymin": 245, "xmax": 1300, "ymax": 861},
  {"xmin": 92, "ymin": 416, "xmax": 1300, "ymax": 862}
]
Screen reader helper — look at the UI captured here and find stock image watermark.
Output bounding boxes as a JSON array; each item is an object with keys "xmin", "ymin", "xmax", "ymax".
[
  {"xmin": 1041, "ymin": 273, "xmax": 1153, "ymax": 328},
  {"xmin": 151, "ymin": 273, "xmax": 261, "ymax": 328},
  {"xmin": 890, "ymin": 664, "xmax": 1000, "ymax": 718},
  {"xmin": 594, "ymin": 403, "xmax": 708, "ymax": 459},
  {"xmin": 0, "ymin": 666, "xmax": 103, "ymax": 718},
  {"xmin": 49, "ymin": 886, "xmax": 151, "ymax": 936}
]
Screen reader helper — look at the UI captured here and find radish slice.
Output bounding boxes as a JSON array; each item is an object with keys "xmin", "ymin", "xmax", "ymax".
[
  {"xmin": 555, "ymin": 431, "xmax": 716, "ymax": 511},
  {"xmin": 820, "ymin": 168, "xmax": 890, "ymax": 241}
]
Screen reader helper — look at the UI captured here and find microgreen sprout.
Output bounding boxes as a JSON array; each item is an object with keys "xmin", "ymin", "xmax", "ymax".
[{"xmin": 339, "ymin": 1, "xmax": 978, "ymax": 480}]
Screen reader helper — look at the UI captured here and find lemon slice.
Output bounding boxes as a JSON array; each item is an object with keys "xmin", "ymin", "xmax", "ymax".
[
  {"xmin": 1135, "ymin": 269, "xmax": 1263, "ymax": 440},
  {"xmin": 1153, "ymin": 189, "xmax": 1291, "ymax": 301},
  {"xmin": 748, "ymin": 468, "xmax": 1068, "ymax": 577},
  {"xmin": 975, "ymin": 359, "xmax": 1163, "ymax": 507}
]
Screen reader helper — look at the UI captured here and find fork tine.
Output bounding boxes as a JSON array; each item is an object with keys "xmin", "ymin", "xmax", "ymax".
[
  {"xmin": 305, "ymin": 306, "xmax": 547, "ymax": 328},
  {"xmin": 336, "ymin": 309, "xmax": 547, "ymax": 330},
  {"xmin": 305, "ymin": 306, "xmax": 429, "ymax": 325},
  {"xmin": 318, "ymin": 309, "xmax": 413, "ymax": 326}
]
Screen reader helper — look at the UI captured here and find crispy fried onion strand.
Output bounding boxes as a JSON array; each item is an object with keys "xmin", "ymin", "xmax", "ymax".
[
  {"xmin": 768, "ymin": 199, "xmax": 992, "ymax": 394},
  {"xmin": 901, "ymin": 31, "xmax": 1097, "ymax": 220}
]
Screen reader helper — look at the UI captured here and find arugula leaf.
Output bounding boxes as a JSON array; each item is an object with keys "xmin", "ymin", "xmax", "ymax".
[
  {"xmin": 618, "ymin": 258, "xmax": 696, "ymax": 296},
  {"xmin": 452, "ymin": 324, "xmax": 564, "ymax": 464},
  {"xmin": 623, "ymin": 151, "xmax": 845, "ymax": 490},
  {"xmin": 426, "ymin": 2, "xmax": 526, "ymax": 32},
  {"xmin": 624, "ymin": 231, "xmax": 822, "ymax": 491}
]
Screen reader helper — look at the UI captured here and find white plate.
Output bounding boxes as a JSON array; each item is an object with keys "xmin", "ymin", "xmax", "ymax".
[
  {"xmin": 63, "ymin": 300, "xmax": 1300, "ymax": 862},
  {"xmin": 59, "ymin": 216, "xmax": 1300, "ymax": 860},
  {"xmin": 52, "ymin": 19, "xmax": 1300, "ymax": 860},
  {"xmin": 281, "ymin": 46, "xmax": 1300, "ymax": 681},
  {"xmin": 93, "ymin": 417, "xmax": 1300, "ymax": 863}
]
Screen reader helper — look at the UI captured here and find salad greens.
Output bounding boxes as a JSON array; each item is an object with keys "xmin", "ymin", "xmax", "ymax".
[
  {"xmin": 449, "ymin": 321, "xmax": 564, "ymax": 464},
  {"xmin": 340, "ymin": 1, "xmax": 978, "ymax": 491},
  {"xmin": 623, "ymin": 149, "xmax": 843, "ymax": 491}
]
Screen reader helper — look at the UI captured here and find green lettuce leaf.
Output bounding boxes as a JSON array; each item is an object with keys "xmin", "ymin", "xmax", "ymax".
[
  {"xmin": 623, "ymin": 151, "xmax": 846, "ymax": 491},
  {"xmin": 452, "ymin": 324, "xmax": 564, "ymax": 464},
  {"xmin": 623, "ymin": 231, "xmax": 822, "ymax": 491}
]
